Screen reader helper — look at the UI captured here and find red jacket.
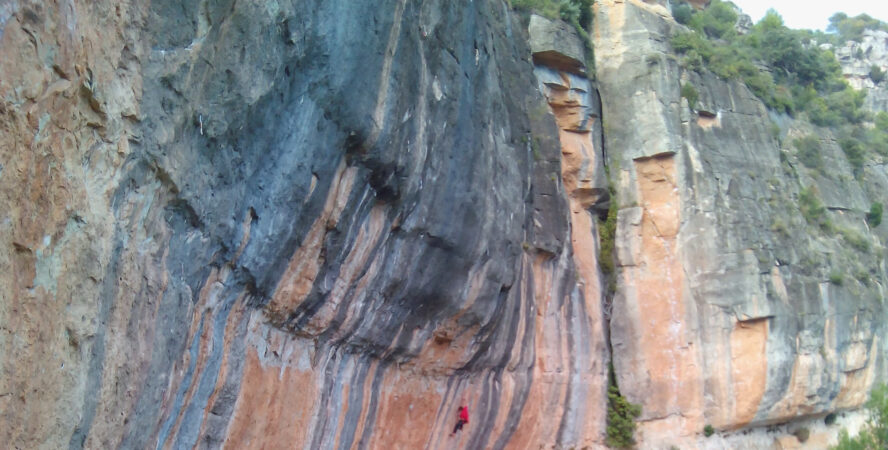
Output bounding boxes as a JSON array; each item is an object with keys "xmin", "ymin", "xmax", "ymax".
[{"xmin": 459, "ymin": 407, "xmax": 469, "ymax": 423}]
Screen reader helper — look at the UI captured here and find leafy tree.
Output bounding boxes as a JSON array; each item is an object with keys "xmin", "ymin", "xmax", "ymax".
[
  {"xmin": 828, "ymin": 13, "xmax": 888, "ymax": 43},
  {"xmin": 672, "ymin": 1, "xmax": 693, "ymax": 25},
  {"xmin": 832, "ymin": 384, "xmax": 888, "ymax": 449},
  {"xmin": 747, "ymin": 11, "xmax": 841, "ymax": 89},
  {"xmin": 687, "ymin": 0, "xmax": 737, "ymax": 39}
]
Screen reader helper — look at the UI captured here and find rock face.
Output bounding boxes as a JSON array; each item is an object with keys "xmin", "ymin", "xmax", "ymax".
[
  {"xmin": 597, "ymin": 0, "xmax": 887, "ymax": 447},
  {"xmin": 834, "ymin": 29, "xmax": 888, "ymax": 111},
  {"xmin": 1, "ymin": 0, "xmax": 886, "ymax": 449},
  {"xmin": 1, "ymin": 1, "xmax": 609, "ymax": 449}
]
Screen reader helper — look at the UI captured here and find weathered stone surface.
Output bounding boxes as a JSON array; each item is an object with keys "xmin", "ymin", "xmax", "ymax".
[
  {"xmin": 596, "ymin": 0, "xmax": 887, "ymax": 447},
  {"xmin": 528, "ymin": 14, "xmax": 587, "ymax": 75},
  {"xmin": 2, "ymin": 0, "xmax": 887, "ymax": 448},
  {"xmin": 833, "ymin": 30, "xmax": 888, "ymax": 112},
  {"xmin": 1, "ymin": 1, "xmax": 611, "ymax": 449}
]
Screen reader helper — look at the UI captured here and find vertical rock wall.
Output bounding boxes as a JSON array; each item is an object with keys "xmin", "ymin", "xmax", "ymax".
[
  {"xmin": 1, "ymin": 1, "xmax": 612, "ymax": 449},
  {"xmin": 0, "ymin": 1, "xmax": 147, "ymax": 448},
  {"xmin": 3, "ymin": 0, "xmax": 886, "ymax": 448},
  {"xmin": 595, "ymin": 0, "xmax": 887, "ymax": 447}
]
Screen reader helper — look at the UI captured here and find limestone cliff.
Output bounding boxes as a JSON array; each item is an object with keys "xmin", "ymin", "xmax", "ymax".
[
  {"xmin": 834, "ymin": 29, "xmax": 888, "ymax": 112},
  {"xmin": 1, "ymin": 1, "xmax": 609, "ymax": 448},
  {"xmin": 0, "ymin": 0, "xmax": 886, "ymax": 449},
  {"xmin": 596, "ymin": 0, "xmax": 887, "ymax": 447}
]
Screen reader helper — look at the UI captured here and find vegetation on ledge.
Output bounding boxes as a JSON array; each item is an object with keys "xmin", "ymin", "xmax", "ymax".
[
  {"xmin": 670, "ymin": 0, "xmax": 888, "ymax": 185},
  {"xmin": 606, "ymin": 363, "xmax": 641, "ymax": 448},
  {"xmin": 509, "ymin": 0, "xmax": 597, "ymax": 73}
]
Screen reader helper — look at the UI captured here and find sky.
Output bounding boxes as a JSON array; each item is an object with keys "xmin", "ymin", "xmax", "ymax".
[{"xmin": 729, "ymin": 0, "xmax": 888, "ymax": 31}]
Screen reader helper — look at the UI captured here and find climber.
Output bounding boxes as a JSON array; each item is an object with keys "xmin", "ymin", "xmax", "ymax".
[{"xmin": 451, "ymin": 405, "xmax": 469, "ymax": 436}]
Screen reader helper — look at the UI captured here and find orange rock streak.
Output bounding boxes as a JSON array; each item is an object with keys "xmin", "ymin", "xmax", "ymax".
[{"xmin": 630, "ymin": 155, "xmax": 703, "ymax": 435}]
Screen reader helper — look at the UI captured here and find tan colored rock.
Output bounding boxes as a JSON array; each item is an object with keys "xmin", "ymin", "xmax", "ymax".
[
  {"xmin": 1, "ymin": 1, "xmax": 145, "ymax": 448},
  {"xmin": 730, "ymin": 318, "xmax": 768, "ymax": 427},
  {"xmin": 595, "ymin": 0, "xmax": 887, "ymax": 446}
]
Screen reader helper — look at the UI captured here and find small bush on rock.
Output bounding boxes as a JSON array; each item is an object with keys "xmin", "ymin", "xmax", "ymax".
[
  {"xmin": 799, "ymin": 186, "xmax": 831, "ymax": 230},
  {"xmin": 606, "ymin": 363, "xmax": 641, "ymax": 449},
  {"xmin": 794, "ymin": 136, "xmax": 823, "ymax": 170},
  {"xmin": 681, "ymin": 83, "xmax": 699, "ymax": 110},
  {"xmin": 829, "ymin": 271, "xmax": 844, "ymax": 285},
  {"xmin": 607, "ymin": 384, "xmax": 642, "ymax": 448},
  {"xmin": 871, "ymin": 65, "xmax": 886, "ymax": 84},
  {"xmin": 867, "ymin": 202, "xmax": 883, "ymax": 227}
]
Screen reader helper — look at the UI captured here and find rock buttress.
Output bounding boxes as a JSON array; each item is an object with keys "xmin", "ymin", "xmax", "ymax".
[{"xmin": 1, "ymin": 1, "xmax": 611, "ymax": 449}]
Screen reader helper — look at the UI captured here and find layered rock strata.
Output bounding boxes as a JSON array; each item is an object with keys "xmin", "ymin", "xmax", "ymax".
[
  {"xmin": 1, "ymin": 1, "xmax": 611, "ymax": 449},
  {"xmin": 2, "ymin": 0, "xmax": 888, "ymax": 448},
  {"xmin": 595, "ymin": 0, "xmax": 887, "ymax": 447}
]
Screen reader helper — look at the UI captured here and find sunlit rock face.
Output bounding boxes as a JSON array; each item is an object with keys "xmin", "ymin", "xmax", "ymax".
[{"xmin": 598, "ymin": 0, "xmax": 886, "ymax": 447}]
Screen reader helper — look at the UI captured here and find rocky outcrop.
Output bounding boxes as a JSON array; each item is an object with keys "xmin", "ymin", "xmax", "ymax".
[
  {"xmin": 1, "ymin": 1, "xmax": 612, "ymax": 449},
  {"xmin": 833, "ymin": 29, "xmax": 888, "ymax": 112},
  {"xmin": 597, "ymin": 0, "xmax": 887, "ymax": 447}
]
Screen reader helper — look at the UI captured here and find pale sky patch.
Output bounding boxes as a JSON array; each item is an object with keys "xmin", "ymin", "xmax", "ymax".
[{"xmin": 728, "ymin": 0, "xmax": 888, "ymax": 31}]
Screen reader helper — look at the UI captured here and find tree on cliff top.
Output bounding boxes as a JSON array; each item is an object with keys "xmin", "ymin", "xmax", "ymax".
[
  {"xmin": 827, "ymin": 13, "xmax": 888, "ymax": 44},
  {"xmin": 832, "ymin": 383, "xmax": 888, "ymax": 449}
]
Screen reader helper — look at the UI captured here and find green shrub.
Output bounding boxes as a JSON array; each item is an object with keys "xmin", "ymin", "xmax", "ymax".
[
  {"xmin": 509, "ymin": 0, "xmax": 594, "ymax": 30},
  {"xmin": 686, "ymin": 0, "xmax": 737, "ymax": 39},
  {"xmin": 832, "ymin": 384, "xmax": 888, "ymax": 449},
  {"xmin": 510, "ymin": 0, "xmax": 561, "ymax": 19},
  {"xmin": 606, "ymin": 363, "xmax": 641, "ymax": 449},
  {"xmin": 867, "ymin": 202, "xmax": 883, "ymax": 227},
  {"xmin": 670, "ymin": 5, "xmax": 872, "ymax": 135},
  {"xmin": 704, "ymin": 424, "xmax": 715, "ymax": 437},
  {"xmin": 681, "ymin": 83, "xmax": 699, "ymax": 110},
  {"xmin": 599, "ymin": 190, "xmax": 618, "ymax": 298},
  {"xmin": 871, "ymin": 65, "xmax": 886, "ymax": 84},
  {"xmin": 799, "ymin": 186, "xmax": 831, "ymax": 230},
  {"xmin": 794, "ymin": 136, "xmax": 823, "ymax": 170},
  {"xmin": 839, "ymin": 137, "xmax": 865, "ymax": 177},
  {"xmin": 793, "ymin": 427, "xmax": 811, "ymax": 443},
  {"xmin": 877, "ymin": 112, "xmax": 888, "ymax": 130},
  {"xmin": 607, "ymin": 384, "xmax": 642, "ymax": 448},
  {"xmin": 828, "ymin": 13, "xmax": 888, "ymax": 44},
  {"xmin": 829, "ymin": 271, "xmax": 844, "ymax": 285},
  {"xmin": 672, "ymin": 2, "xmax": 693, "ymax": 25}
]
